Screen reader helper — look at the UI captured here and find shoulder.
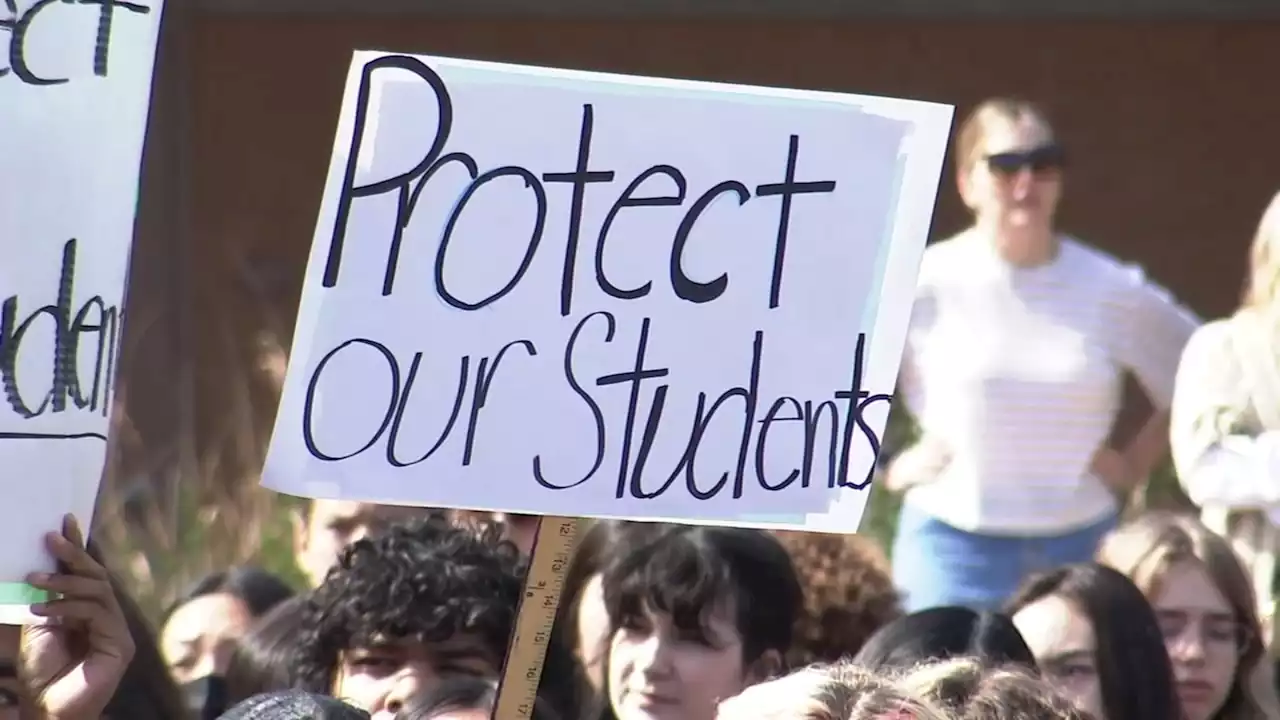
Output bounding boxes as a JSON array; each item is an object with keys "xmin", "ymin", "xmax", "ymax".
[
  {"xmin": 1180, "ymin": 318, "xmax": 1237, "ymax": 368},
  {"xmin": 1058, "ymin": 236, "xmax": 1143, "ymax": 285},
  {"xmin": 918, "ymin": 230, "xmax": 979, "ymax": 284}
]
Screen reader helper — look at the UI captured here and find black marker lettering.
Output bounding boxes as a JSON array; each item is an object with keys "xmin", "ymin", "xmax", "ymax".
[
  {"xmin": 623, "ymin": 382, "xmax": 690, "ymax": 501},
  {"xmin": 9, "ymin": 0, "xmax": 62, "ymax": 85},
  {"xmin": 461, "ymin": 339, "xmax": 537, "ymax": 464},
  {"xmin": 292, "ymin": 62, "xmax": 897, "ymax": 501},
  {"xmin": 754, "ymin": 397, "xmax": 802, "ymax": 491},
  {"xmin": 533, "ymin": 311, "xmax": 615, "ymax": 490},
  {"xmin": 595, "ymin": 317, "xmax": 670, "ymax": 499},
  {"xmin": 670, "ymin": 181, "xmax": 747, "ymax": 304},
  {"xmin": 382, "ymin": 152, "xmax": 478, "ymax": 297},
  {"xmin": 302, "ymin": 338, "xmax": 400, "ymax": 462},
  {"xmin": 802, "ymin": 399, "xmax": 841, "ymax": 488},
  {"xmin": 385, "ymin": 353, "xmax": 469, "ymax": 468},
  {"xmin": 681, "ymin": 330, "xmax": 763, "ymax": 500},
  {"xmin": 755, "ymin": 135, "xmax": 838, "ymax": 309},
  {"xmin": 68, "ymin": 297, "xmax": 115, "ymax": 411},
  {"xmin": 78, "ymin": 0, "xmax": 151, "ymax": 77},
  {"xmin": 324, "ymin": 55, "xmax": 453, "ymax": 289},
  {"xmin": 435, "ymin": 166, "xmax": 548, "ymax": 310},
  {"xmin": 542, "ymin": 105, "xmax": 616, "ymax": 317},
  {"xmin": 833, "ymin": 333, "xmax": 880, "ymax": 489},
  {"xmin": 1, "ymin": 0, "xmax": 149, "ymax": 85},
  {"xmin": 595, "ymin": 165, "xmax": 686, "ymax": 301},
  {"xmin": 0, "ymin": 240, "xmax": 111, "ymax": 420},
  {"xmin": 849, "ymin": 389, "xmax": 892, "ymax": 490}
]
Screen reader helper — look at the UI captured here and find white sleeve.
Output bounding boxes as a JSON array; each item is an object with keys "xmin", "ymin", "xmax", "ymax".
[
  {"xmin": 1184, "ymin": 433, "xmax": 1280, "ymax": 507},
  {"xmin": 1109, "ymin": 263, "xmax": 1201, "ymax": 409},
  {"xmin": 1171, "ymin": 322, "xmax": 1280, "ymax": 508}
]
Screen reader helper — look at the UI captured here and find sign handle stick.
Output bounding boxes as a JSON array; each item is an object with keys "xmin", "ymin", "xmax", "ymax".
[{"xmin": 492, "ymin": 515, "xmax": 586, "ymax": 719}]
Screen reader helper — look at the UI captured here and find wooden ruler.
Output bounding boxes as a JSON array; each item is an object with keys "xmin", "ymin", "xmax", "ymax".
[{"xmin": 492, "ymin": 515, "xmax": 586, "ymax": 719}]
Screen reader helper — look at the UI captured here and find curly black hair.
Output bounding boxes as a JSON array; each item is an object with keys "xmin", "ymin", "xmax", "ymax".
[{"xmin": 293, "ymin": 512, "xmax": 527, "ymax": 693}]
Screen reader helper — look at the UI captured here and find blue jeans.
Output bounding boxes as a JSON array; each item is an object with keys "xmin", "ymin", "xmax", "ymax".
[{"xmin": 891, "ymin": 502, "xmax": 1118, "ymax": 613}]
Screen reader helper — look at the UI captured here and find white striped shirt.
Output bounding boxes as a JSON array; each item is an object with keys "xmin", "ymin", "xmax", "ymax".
[{"xmin": 899, "ymin": 230, "xmax": 1199, "ymax": 535}]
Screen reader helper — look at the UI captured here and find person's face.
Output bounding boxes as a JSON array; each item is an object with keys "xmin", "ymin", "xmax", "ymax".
[
  {"xmin": 959, "ymin": 113, "xmax": 1063, "ymax": 233},
  {"xmin": 1152, "ymin": 561, "xmax": 1240, "ymax": 720},
  {"xmin": 333, "ymin": 635, "xmax": 497, "ymax": 716},
  {"xmin": 160, "ymin": 591, "xmax": 254, "ymax": 684},
  {"xmin": 1013, "ymin": 594, "xmax": 1105, "ymax": 720},
  {"xmin": 576, "ymin": 573, "xmax": 610, "ymax": 692},
  {"xmin": 607, "ymin": 603, "xmax": 759, "ymax": 720},
  {"xmin": 295, "ymin": 501, "xmax": 430, "ymax": 587}
]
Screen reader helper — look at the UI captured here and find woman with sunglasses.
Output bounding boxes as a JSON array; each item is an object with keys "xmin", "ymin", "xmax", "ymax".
[{"xmin": 885, "ymin": 97, "xmax": 1199, "ymax": 612}]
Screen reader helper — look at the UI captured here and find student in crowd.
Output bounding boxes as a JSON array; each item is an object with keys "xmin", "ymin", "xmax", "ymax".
[
  {"xmin": 1006, "ymin": 562, "xmax": 1181, "ymax": 720},
  {"xmin": 599, "ymin": 524, "xmax": 803, "ymax": 720},
  {"xmin": 223, "ymin": 595, "xmax": 308, "ymax": 708},
  {"xmin": 293, "ymin": 499, "xmax": 433, "ymax": 587},
  {"xmin": 547, "ymin": 520, "xmax": 656, "ymax": 718},
  {"xmin": 293, "ymin": 513, "xmax": 572, "ymax": 717},
  {"xmin": 395, "ymin": 675, "xmax": 561, "ymax": 720},
  {"xmin": 851, "ymin": 606, "xmax": 1036, "ymax": 673},
  {"xmin": 714, "ymin": 661, "xmax": 952, "ymax": 720},
  {"xmin": 1098, "ymin": 512, "xmax": 1280, "ymax": 720},
  {"xmin": 1169, "ymin": 189, "xmax": 1280, "ymax": 645},
  {"xmin": 771, "ymin": 529, "xmax": 902, "ymax": 665},
  {"xmin": 885, "ymin": 96, "xmax": 1198, "ymax": 611},
  {"xmin": 161, "ymin": 566, "xmax": 295, "ymax": 687},
  {"xmin": 900, "ymin": 657, "xmax": 1091, "ymax": 720}
]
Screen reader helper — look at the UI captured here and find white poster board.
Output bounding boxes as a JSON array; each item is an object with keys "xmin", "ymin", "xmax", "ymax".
[
  {"xmin": 264, "ymin": 52, "xmax": 952, "ymax": 533},
  {"xmin": 0, "ymin": 0, "xmax": 164, "ymax": 622}
]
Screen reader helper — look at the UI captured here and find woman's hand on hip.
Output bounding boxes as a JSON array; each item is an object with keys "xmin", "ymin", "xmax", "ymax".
[
  {"xmin": 884, "ymin": 436, "xmax": 952, "ymax": 493},
  {"xmin": 1090, "ymin": 446, "xmax": 1140, "ymax": 495}
]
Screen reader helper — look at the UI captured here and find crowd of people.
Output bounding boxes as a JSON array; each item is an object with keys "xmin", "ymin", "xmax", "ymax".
[
  {"xmin": 3, "ymin": 95, "xmax": 1279, "ymax": 720},
  {"xmin": 7, "ymin": 501, "xmax": 1280, "ymax": 720}
]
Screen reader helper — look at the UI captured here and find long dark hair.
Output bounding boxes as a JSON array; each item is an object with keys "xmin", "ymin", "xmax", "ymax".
[
  {"xmin": 544, "ymin": 521, "xmax": 653, "ymax": 720},
  {"xmin": 163, "ymin": 566, "xmax": 294, "ymax": 623},
  {"xmin": 1006, "ymin": 562, "xmax": 1182, "ymax": 720},
  {"xmin": 222, "ymin": 595, "xmax": 308, "ymax": 706},
  {"xmin": 852, "ymin": 606, "xmax": 1037, "ymax": 672}
]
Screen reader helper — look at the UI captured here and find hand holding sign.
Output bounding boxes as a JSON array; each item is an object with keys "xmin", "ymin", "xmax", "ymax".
[{"xmin": 21, "ymin": 515, "xmax": 135, "ymax": 720}]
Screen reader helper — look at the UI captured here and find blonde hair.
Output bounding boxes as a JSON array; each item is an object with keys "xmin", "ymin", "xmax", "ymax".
[
  {"xmin": 715, "ymin": 662, "xmax": 954, "ymax": 720},
  {"xmin": 1096, "ymin": 511, "xmax": 1277, "ymax": 720},
  {"xmin": 954, "ymin": 98, "xmax": 1054, "ymax": 175},
  {"xmin": 1242, "ymin": 191, "xmax": 1280, "ymax": 312},
  {"xmin": 898, "ymin": 657, "xmax": 1088, "ymax": 720}
]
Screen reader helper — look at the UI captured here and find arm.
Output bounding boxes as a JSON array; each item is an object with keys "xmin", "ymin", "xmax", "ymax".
[
  {"xmin": 1171, "ymin": 321, "xmax": 1280, "ymax": 507},
  {"xmin": 1119, "ymin": 408, "xmax": 1172, "ymax": 481},
  {"xmin": 1099, "ymin": 264, "xmax": 1200, "ymax": 492},
  {"xmin": 882, "ymin": 293, "xmax": 950, "ymax": 492}
]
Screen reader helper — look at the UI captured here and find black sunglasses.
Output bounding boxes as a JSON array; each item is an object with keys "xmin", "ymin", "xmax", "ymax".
[{"xmin": 985, "ymin": 144, "xmax": 1066, "ymax": 175}]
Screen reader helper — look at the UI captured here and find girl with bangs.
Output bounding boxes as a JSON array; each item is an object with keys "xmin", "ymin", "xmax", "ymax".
[
  {"xmin": 1097, "ymin": 512, "xmax": 1280, "ymax": 720},
  {"xmin": 598, "ymin": 524, "xmax": 803, "ymax": 720}
]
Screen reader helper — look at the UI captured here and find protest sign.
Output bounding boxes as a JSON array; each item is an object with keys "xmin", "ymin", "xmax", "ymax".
[
  {"xmin": 0, "ymin": 0, "xmax": 164, "ymax": 623},
  {"xmin": 264, "ymin": 51, "xmax": 952, "ymax": 533}
]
